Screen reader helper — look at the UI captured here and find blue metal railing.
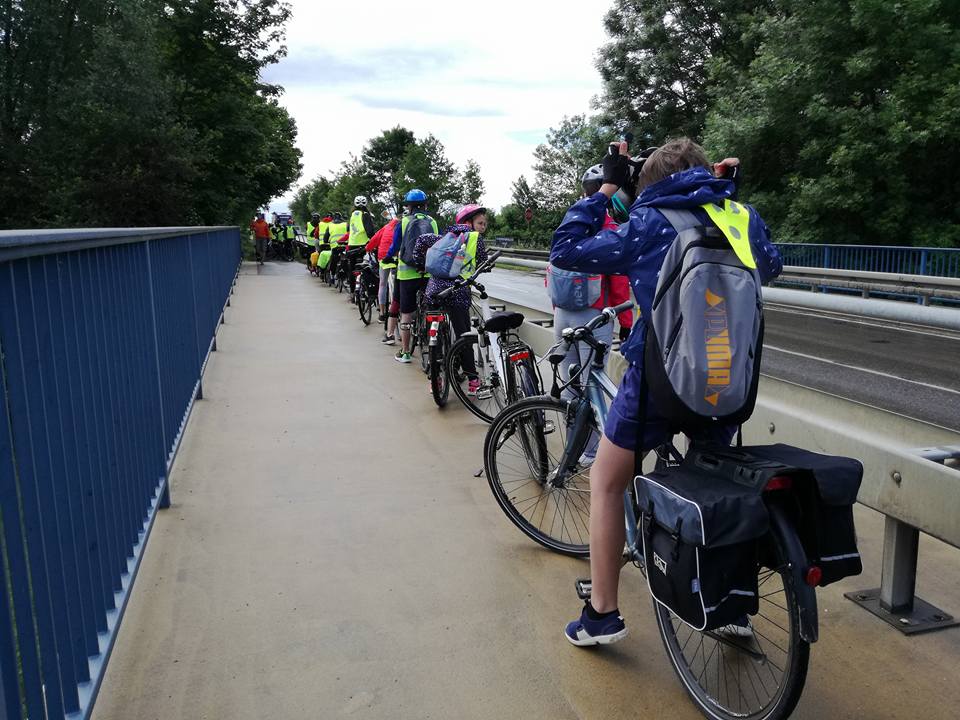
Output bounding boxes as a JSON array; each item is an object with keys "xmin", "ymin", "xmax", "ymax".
[
  {"xmin": 0, "ymin": 227, "xmax": 240, "ymax": 720},
  {"xmin": 775, "ymin": 243, "xmax": 960, "ymax": 277}
]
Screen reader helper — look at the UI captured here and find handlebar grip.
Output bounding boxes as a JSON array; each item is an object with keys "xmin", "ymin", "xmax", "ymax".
[
  {"xmin": 608, "ymin": 300, "xmax": 635, "ymax": 316},
  {"xmin": 488, "ymin": 250, "xmax": 503, "ymax": 262},
  {"xmin": 474, "ymin": 282, "xmax": 486, "ymax": 293}
]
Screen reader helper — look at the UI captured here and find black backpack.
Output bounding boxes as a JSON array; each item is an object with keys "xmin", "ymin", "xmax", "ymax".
[{"xmin": 398, "ymin": 213, "xmax": 436, "ymax": 268}]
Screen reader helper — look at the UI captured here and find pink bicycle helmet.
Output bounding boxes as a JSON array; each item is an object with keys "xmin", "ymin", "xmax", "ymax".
[{"xmin": 456, "ymin": 204, "xmax": 486, "ymax": 225}]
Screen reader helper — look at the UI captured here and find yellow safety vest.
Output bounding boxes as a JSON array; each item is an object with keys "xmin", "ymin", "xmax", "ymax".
[
  {"xmin": 459, "ymin": 232, "xmax": 481, "ymax": 279},
  {"xmin": 348, "ymin": 210, "xmax": 370, "ymax": 246},
  {"xmin": 702, "ymin": 200, "xmax": 756, "ymax": 269},
  {"xmin": 314, "ymin": 221, "xmax": 330, "ymax": 246},
  {"xmin": 327, "ymin": 222, "xmax": 348, "ymax": 244}
]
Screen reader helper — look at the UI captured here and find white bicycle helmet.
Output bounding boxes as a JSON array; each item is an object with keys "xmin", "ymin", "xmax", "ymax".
[
  {"xmin": 581, "ymin": 164, "xmax": 603, "ymax": 186},
  {"xmin": 354, "ymin": 195, "xmax": 368, "ymax": 208}
]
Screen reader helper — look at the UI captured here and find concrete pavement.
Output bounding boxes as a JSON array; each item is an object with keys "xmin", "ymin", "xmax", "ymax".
[{"xmin": 93, "ymin": 261, "xmax": 960, "ymax": 720}]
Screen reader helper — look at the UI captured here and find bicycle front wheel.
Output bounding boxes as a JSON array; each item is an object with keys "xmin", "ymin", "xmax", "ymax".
[
  {"xmin": 653, "ymin": 507, "xmax": 810, "ymax": 720},
  {"xmin": 483, "ymin": 396, "xmax": 591, "ymax": 556},
  {"xmin": 447, "ymin": 334, "xmax": 506, "ymax": 423}
]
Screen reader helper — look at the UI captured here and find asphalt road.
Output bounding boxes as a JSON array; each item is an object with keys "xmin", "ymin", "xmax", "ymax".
[{"xmin": 483, "ymin": 269, "xmax": 960, "ymax": 431}]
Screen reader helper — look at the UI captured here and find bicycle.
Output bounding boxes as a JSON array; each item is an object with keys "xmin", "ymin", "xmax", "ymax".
[
  {"xmin": 485, "ymin": 304, "xmax": 857, "ymax": 720},
  {"xmin": 353, "ymin": 252, "xmax": 379, "ymax": 326},
  {"xmin": 482, "ymin": 301, "xmax": 631, "ymax": 556},
  {"xmin": 445, "ymin": 253, "xmax": 542, "ymax": 423}
]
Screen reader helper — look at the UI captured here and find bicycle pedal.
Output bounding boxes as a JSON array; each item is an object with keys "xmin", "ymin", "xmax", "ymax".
[
  {"xmin": 575, "ymin": 578, "xmax": 592, "ymax": 601},
  {"xmin": 543, "ymin": 420, "xmax": 556, "ymax": 434},
  {"xmin": 476, "ymin": 389, "xmax": 493, "ymax": 400}
]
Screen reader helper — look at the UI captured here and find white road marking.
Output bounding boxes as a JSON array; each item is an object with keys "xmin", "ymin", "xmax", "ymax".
[{"xmin": 764, "ymin": 344, "xmax": 960, "ymax": 396}]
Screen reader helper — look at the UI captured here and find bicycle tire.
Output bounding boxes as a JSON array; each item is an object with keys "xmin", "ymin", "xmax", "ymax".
[
  {"xmin": 653, "ymin": 502, "xmax": 809, "ymax": 720},
  {"xmin": 429, "ymin": 327, "xmax": 450, "ymax": 407},
  {"xmin": 447, "ymin": 334, "xmax": 506, "ymax": 423},
  {"xmin": 358, "ymin": 286, "xmax": 372, "ymax": 325},
  {"xmin": 483, "ymin": 396, "xmax": 591, "ymax": 556},
  {"xmin": 515, "ymin": 353, "xmax": 542, "ymax": 401}
]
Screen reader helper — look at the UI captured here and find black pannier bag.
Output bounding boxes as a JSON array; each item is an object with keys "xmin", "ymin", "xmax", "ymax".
[
  {"xmin": 636, "ymin": 444, "xmax": 864, "ymax": 631},
  {"xmin": 741, "ymin": 444, "xmax": 863, "ymax": 586},
  {"xmin": 635, "ymin": 452, "xmax": 773, "ymax": 632}
]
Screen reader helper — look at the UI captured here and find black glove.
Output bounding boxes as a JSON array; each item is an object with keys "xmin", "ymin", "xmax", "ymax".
[
  {"xmin": 619, "ymin": 326, "xmax": 631, "ymax": 342},
  {"xmin": 602, "ymin": 144, "xmax": 631, "ymax": 188},
  {"xmin": 383, "ymin": 256, "xmax": 396, "ymax": 265}
]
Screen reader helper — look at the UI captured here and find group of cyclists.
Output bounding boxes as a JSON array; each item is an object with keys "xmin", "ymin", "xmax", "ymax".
[
  {"xmin": 285, "ymin": 136, "xmax": 873, "ymax": 720},
  {"xmin": 302, "ymin": 189, "xmax": 491, "ymax": 396}
]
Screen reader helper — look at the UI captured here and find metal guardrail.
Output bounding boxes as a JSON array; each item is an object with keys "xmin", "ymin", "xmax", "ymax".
[
  {"xmin": 497, "ymin": 249, "xmax": 960, "ymax": 306},
  {"xmin": 497, "ymin": 244, "xmax": 960, "ymax": 278},
  {"xmin": 0, "ymin": 227, "xmax": 240, "ymax": 720},
  {"xmin": 491, "ymin": 291, "xmax": 960, "ymax": 636}
]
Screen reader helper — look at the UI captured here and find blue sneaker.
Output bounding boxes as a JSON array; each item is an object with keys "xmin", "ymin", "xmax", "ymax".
[{"xmin": 565, "ymin": 604, "xmax": 628, "ymax": 647}]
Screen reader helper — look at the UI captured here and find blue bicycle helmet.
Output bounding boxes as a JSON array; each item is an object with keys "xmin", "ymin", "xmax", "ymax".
[{"xmin": 403, "ymin": 188, "xmax": 427, "ymax": 204}]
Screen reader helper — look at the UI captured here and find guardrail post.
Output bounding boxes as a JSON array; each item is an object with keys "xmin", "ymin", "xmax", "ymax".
[
  {"xmin": 880, "ymin": 517, "xmax": 919, "ymax": 613},
  {"xmin": 845, "ymin": 448, "xmax": 960, "ymax": 635}
]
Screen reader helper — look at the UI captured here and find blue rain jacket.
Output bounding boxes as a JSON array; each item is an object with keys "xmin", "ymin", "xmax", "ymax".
[{"xmin": 550, "ymin": 167, "xmax": 783, "ymax": 365}]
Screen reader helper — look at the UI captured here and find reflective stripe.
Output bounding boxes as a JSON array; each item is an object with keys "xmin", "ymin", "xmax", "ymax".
[{"xmin": 820, "ymin": 552, "xmax": 861, "ymax": 562}]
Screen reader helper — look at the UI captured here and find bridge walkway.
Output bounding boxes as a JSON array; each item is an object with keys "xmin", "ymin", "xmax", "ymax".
[{"xmin": 92, "ymin": 261, "xmax": 960, "ymax": 720}]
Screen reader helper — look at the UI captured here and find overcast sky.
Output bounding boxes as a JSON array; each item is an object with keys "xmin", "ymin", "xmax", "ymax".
[{"xmin": 263, "ymin": 0, "xmax": 611, "ymax": 212}]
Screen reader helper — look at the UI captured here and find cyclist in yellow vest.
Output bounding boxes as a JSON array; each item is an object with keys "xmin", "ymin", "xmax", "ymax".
[
  {"xmin": 324, "ymin": 211, "xmax": 350, "ymax": 280},
  {"xmin": 382, "ymin": 189, "xmax": 438, "ymax": 363},
  {"xmin": 306, "ymin": 212, "xmax": 321, "ymax": 273},
  {"xmin": 345, "ymin": 196, "xmax": 377, "ymax": 298}
]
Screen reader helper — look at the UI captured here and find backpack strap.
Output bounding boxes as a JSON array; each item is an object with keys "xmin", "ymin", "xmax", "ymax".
[{"xmin": 658, "ymin": 208, "xmax": 702, "ymax": 234}]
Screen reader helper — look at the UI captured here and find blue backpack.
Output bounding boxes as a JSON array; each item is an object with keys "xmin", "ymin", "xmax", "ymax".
[
  {"xmin": 546, "ymin": 264, "xmax": 602, "ymax": 310},
  {"xmin": 425, "ymin": 232, "xmax": 473, "ymax": 279}
]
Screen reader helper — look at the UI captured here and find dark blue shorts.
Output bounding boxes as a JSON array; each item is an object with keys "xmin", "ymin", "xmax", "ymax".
[{"xmin": 604, "ymin": 363, "xmax": 737, "ymax": 451}]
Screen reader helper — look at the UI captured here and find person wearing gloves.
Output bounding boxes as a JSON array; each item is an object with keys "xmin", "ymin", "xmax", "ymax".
[{"xmin": 551, "ymin": 137, "xmax": 783, "ymax": 648}]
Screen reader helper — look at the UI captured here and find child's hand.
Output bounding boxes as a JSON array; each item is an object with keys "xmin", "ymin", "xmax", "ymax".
[{"xmin": 713, "ymin": 158, "xmax": 740, "ymax": 177}]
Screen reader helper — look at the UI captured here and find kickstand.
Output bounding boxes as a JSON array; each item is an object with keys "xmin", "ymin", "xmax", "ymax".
[{"xmin": 473, "ymin": 467, "xmax": 485, "ymax": 478}]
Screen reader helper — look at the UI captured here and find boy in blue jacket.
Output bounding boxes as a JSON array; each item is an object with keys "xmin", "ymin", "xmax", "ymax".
[{"xmin": 551, "ymin": 138, "xmax": 783, "ymax": 646}]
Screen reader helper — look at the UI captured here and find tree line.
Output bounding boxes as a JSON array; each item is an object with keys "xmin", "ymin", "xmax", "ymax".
[
  {"xmin": 0, "ymin": 0, "xmax": 301, "ymax": 229},
  {"xmin": 296, "ymin": 0, "xmax": 959, "ymax": 249}
]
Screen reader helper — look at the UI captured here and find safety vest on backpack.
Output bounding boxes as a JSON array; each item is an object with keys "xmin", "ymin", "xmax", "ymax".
[
  {"xmin": 643, "ymin": 199, "xmax": 763, "ymax": 431},
  {"xmin": 348, "ymin": 210, "xmax": 370, "ymax": 246},
  {"xmin": 424, "ymin": 231, "xmax": 479, "ymax": 280},
  {"xmin": 327, "ymin": 222, "xmax": 348, "ymax": 244},
  {"xmin": 397, "ymin": 213, "xmax": 438, "ymax": 280}
]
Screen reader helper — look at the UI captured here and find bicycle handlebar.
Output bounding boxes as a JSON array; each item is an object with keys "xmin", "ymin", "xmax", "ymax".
[
  {"xmin": 435, "ymin": 250, "xmax": 501, "ymax": 300},
  {"xmin": 583, "ymin": 300, "xmax": 635, "ymax": 333}
]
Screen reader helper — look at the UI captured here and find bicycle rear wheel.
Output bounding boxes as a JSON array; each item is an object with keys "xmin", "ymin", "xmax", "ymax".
[
  {"xmin": 429, "ymin": 327, "xmax": 451, "ymax": 407},
  {"xmin": 653, "ymin": 506, "xmax": 809, "ymax": 720},
  {"xmin": 447, "ymin": 334, "xmax": 506, "ymax": 423},
  {"xmin": 483, "ymin": 396, "xmax": 591, "ymax": 556}
]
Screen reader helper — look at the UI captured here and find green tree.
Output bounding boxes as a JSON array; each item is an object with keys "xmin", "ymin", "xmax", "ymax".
[
  {"xmin": 459, "ymin": 159, "xmax": 486, "ymax": 204},
  {"xmin": 398, "ymin": 134, "xmax": 461, "ymax": 214},
  {"xmin": 0, "ymin": 0, "xmax": 302, "ymax": 229},
  {"xmin": 361, "ymin": 126, "xmax": 417, "ymax": 209},
  {"xmin": 530, "ymin": 114, "xmax": 612, "ymax": 209},
  {"xmin": 704, "ymin": 0, "xmax": 960, "ymax": 247},
  {"xmin": 596, "ymin": 1, "xmax": 773, "ymax": 143}
]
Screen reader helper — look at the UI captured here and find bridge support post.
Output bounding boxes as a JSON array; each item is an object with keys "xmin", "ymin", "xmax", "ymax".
[{"xmin": 846, "ymin": 516, "xmax": 957, "ymax": 634}]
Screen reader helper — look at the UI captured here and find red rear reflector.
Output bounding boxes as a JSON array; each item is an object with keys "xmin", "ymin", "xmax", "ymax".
[
  {"xmin": 510, "ymin": 351, "xmax": 530, "ymax": 362},
  {"xmin": 428, "ymin": 328, "xmax": 438, "ymax": 337},
  {"xmin": 805, "ymin": 566, "xmax": 822, "ymax": 587},
  {"xmin": 764, "ymin": 476, "xmax": 793, "ymax": 492},
  {"xmin": 426, "ymin": 314, "xmax": 445, "ymax": 323}
]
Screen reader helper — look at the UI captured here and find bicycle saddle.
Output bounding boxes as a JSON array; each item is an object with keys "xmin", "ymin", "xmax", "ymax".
[{"xmin": 484, "ymin": 310, "xmax": 525, "ymax": 333}]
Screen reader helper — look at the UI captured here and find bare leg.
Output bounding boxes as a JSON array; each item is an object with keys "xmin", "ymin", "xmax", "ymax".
[{"xmin": 587, "ymin": 436, "xmax": 636, "ymax": 613}]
